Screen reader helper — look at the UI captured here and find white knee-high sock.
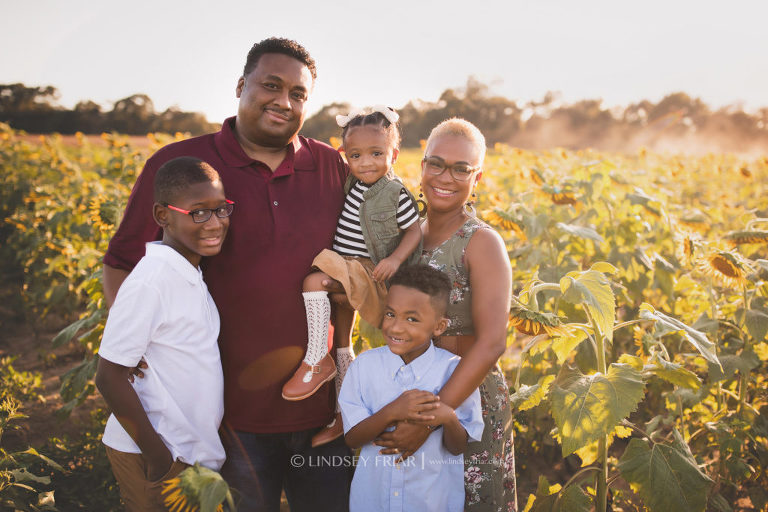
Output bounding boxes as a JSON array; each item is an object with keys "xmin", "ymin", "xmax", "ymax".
[
  {"xmin": 334, "ymin": 345, "xmax": 355, "ymax": 413},
  {"xmin": 303, "ymin": 291, "xmax": 331, "ymax": 366}
]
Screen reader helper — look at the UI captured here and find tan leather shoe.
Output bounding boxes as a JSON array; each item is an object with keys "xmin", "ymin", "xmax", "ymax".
[
  {"xmin": 311, "ymin": 413, "xmax": 344, "ymax": 447},
  {"xmin": 282, "ymin": 353, "xmax": 337, "ymax": 401}
]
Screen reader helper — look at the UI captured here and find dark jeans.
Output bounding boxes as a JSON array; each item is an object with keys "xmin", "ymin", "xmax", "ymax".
[{"xmin": 220, "ymin": 425, "xmax": 352, "ymax": 512}]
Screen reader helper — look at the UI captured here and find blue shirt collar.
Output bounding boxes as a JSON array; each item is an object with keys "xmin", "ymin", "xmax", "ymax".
[{"xmin": 383, "ymin": 341, "xmax": 437, "ymax": 381}]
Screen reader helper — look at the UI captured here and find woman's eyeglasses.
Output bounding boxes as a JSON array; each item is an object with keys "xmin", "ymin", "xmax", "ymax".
[
  {"xmin": 163, "ymin": 199, "xmax": 235, "ymax": 223},
  {"xmin": 422, "ymin": 156, "xmax": 480, "ymax": 182}
]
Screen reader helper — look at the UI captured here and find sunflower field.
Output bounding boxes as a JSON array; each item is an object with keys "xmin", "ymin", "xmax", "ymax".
[{"xmin": 2, "ymin": 120, "xmax": 768, "ymax": 511}]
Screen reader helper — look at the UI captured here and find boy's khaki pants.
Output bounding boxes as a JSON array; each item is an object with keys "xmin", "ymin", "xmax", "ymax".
[{"xmin": 105, "ymin": 446, "xmax": 190, "ymax": 512}]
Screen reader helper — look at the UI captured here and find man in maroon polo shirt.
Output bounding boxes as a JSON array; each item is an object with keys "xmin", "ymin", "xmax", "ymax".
[{"xmin": 102, "ymin": 38, "xmax": 351, "ymax": 511}]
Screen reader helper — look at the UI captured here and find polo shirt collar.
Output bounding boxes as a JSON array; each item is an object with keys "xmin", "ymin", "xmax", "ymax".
[
  {"xmin": 214, "ymin": 116, "xmax": 315, "ymax": 171},
  {"xmin": 144, "ymin": 242, "xmax": 201, "ymax": 284},
  {"xmin": 384, "ymin": 341, "xmax": 437, "ymax": 380}
]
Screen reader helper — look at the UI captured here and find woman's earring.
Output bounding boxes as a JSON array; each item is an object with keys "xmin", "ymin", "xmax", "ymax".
[
  {"xmin": 417, "ymin": 188, "xmax": 427, "ymax": 217},
  {"xmin": 464, "ymin": 191, "xmax": 477, "ymax": 217}
]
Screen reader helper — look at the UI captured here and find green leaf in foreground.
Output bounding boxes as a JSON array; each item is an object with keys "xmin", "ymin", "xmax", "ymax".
[
  {"xmin": 510, "ymin": 375, "xmax": 555, "ymax": 411},
  {"xmin": 550, "ymin": 363, "xmax": 645, "ymax": 455},
  {"xmin": 639, "ymin": 303, "xmax": 721, "ymax": 370},
  {"xmin": 560, "ymin": 266, "xmax": 616, "ymax": 343},
  {"xmin": 745, "ymin": 307, "xmax": 768, "ymax": 342},
  {"xmin": 646, "ymin": 354, "xmax": 702, "ymax": 390},
  {"xmin": 525, "ymin": 475, "xmax": 591, "ymax": 512},
  {"xmin": 618, "ymin": 429, "xmax": 712, "ymax": 512}
]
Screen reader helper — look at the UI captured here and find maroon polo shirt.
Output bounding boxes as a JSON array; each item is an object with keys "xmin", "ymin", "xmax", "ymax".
[{"xmin": 104, "ymin": 117, "xmax": 348, "ymax": 433}]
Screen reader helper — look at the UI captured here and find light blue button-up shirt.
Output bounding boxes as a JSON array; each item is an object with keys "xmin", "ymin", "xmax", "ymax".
[{"xmin": 339, "ymin": 343, "xmax": 484, "ymax": 512}]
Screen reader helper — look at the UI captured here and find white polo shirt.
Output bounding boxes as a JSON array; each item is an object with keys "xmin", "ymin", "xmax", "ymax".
[{"xmin": 99, "ymin": 242, "xmax": 225, "ymax": 470}]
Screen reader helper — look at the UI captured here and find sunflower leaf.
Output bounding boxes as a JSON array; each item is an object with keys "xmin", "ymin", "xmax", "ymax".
[
  {"xmin": 638, "ymin": 303, "xmax": 721, "ymax": 370},
  {"xmin": 199, "ymin": 478, "xmax": 228, "ymax": 512},
  {"xmin": 550, "ymin": 325, "xmax": 590, "ymax": 363},
  {"xmin": 550, "ymin": 363, "xmax": 645, "ymax": 455},
  {"xmin": 618, "ymin": 429, "xmax": 713, "ymax": 512},
  {"xmin": 745, "ymin": 308, "xmax": 768, "ymax": 342},
  {"xmin": 556, "ymin": 222, "xmax": 604, "ymax": 243},
  {"xmin": 646, "ymin": 354, "xmax": 702, "ymax": 390},
  {"xmin": 560, "ymin": 268, "xmax": 616, "ymax": 343},
  {"xmin": 511, "ymin": 375, "xmax": 556, "ymax": 411}
]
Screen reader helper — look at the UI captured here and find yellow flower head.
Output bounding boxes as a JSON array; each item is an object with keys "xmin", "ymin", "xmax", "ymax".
[
  {"xmin": 509, "ymin": 304, "xmax": 565, "ymax": 337},
  {"xmin": 698, "ymin": 251, "xmax": 748, "ymax": 289},
  {"xmin": 723, "ymin": 231, "xmax": 768, "ymax": 248},
  {"xmin": 483, "ymin": 209, "xmax": 527, "ymax": 241},
  {"xmin": 162, "ymin": 464, "xmax": 232, "ymax": 512},
  {"xmin": 675, "ymin": 232, "xmax": 700, "ymax": 266}
]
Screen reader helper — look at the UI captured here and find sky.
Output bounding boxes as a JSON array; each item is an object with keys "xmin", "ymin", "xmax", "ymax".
[{"xmin": 2, "ymin": 0, "xmax": 767, "ymax": 122}]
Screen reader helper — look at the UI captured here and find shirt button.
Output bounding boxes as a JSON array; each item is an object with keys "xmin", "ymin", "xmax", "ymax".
[
  {"xmin": 393, "ymin": 491, "xmax": 399, "ymax": 497},
  {"xmin": 273, "ymin": 201, "xmax": 278, "ymax": 206}
]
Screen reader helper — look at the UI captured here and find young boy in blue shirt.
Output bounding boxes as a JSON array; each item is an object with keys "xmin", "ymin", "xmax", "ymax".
[
  {"xmin": 95, "ymin": 156, "xmax": 234, "ymax": 512},
  {"xmin": 338, "ymin": 264, "xmax": 484, "ymax": 512}
]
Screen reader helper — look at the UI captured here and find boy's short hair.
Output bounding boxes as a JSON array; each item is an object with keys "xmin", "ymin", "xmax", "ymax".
[
  {"xmin": 153, "ymin": 157, "xmax": 220, "ymax": 204},
  {"xmin": 243, "ymin": 37, "xmax": 317, "ymax": 80},
  {"xmin": 389, "ymin": 264, "xmax": 452, "ymax": 316}
]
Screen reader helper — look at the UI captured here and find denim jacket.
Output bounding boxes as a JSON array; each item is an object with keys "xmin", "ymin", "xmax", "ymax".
[{"xmin": 343, "ymin": 171, "xmax": 422, "ymax": 266}]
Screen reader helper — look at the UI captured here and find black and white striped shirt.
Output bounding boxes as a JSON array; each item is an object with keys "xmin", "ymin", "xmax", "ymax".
[{"xmin": 333, "ymin": 181, "xmax": 419, "ymax": 257}]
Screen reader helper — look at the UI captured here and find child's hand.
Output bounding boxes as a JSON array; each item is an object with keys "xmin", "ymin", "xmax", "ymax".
[
  {"xmin": 413, "ymin": 401, "xmax": 457, "ymax": 429},
  {"xmin": 373, "ymin": 256, "xmax": 401, "ymax": 282},
  {"xmin": 387, "ymin": 389, "xmax": 439, "ymax": 422}
]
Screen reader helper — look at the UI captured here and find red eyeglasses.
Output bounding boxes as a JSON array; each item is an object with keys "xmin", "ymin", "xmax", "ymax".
[{"xmin": 163, "ymin": 199, "xmax": 235, "ymax": 223}]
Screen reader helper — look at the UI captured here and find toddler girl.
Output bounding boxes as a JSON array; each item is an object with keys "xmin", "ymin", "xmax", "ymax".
[{"xmin": 281, "ymin": 106, "xmax": 422, "ymax": 446}]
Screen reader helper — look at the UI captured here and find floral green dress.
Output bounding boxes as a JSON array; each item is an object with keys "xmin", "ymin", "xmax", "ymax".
[{"xmin": 421, "ymin": 216, "xmax": 518, "ymax": 512}]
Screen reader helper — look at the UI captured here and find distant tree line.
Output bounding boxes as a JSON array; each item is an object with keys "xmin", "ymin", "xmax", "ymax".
[
  {"xmin": 302, "ymin": 78, "xmax": 768, "ymax": 154},
  {"xmin": 3, "ymin": 81, "xmax": 767, "ymax": 153},
  {"xmin": 0, "ymin": 83, "xmax": 218, "ymax": 135}
]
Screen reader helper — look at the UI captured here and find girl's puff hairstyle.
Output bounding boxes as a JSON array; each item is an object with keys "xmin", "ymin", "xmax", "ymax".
[
  {"xmin": 154, "ymin": 157, "xmax": 221, "ymax": 204},
  {"xmin": 389, "ymin": 264, "xmax": 452, "ymax": 316},
  {"xmin": 341, "ymin": 108, "xmax": 401, "ymax": 149},
  {"xmin": 425, "ymin": 118, "xmax": 487, "ymax": 165},
  {"xmin": 243, "ymin": 37, "xmax": 317, "ymax": 80}
]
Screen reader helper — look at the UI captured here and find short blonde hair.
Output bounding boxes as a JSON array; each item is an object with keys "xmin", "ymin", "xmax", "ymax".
[{"xmin": 425, "ymin": 118, "xmax": 486, "ymax": 166}]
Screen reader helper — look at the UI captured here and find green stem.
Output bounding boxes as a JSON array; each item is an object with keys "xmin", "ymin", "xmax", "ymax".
[
  {"xmin": 587, "ymin": 309, "xmax": 609, "ymax": 512},
  {"xmin": 528, "ymin": 282, "xmax": 561, "ymax": 298},
  {"xmin": 738, "ymin": 283, "xmax": 750, "ymax": 415},
  {"xmin": 708, "ymin": 278, "xmax": 722, "ymax": 409},
  {"xmin": 612, "ymin": 319, "xmax": 648, "ymax": 332}
]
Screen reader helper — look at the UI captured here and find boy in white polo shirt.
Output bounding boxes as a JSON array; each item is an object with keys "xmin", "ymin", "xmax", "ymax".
[{"xmin": 95, "ymin": 156, "xmax": 233, "ymax": 512}]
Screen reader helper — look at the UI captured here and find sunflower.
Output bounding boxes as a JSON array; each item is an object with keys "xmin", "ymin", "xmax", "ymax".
[
  {"xmin": 162, "ymin": 464, "xmax": 233, "ymax": 512},
  {"xmin": 529, "ymin": 167, "xmax": 545, "ymax": 185},
  {"xmin": 678, "ymin": 211, "xmax": 710, "ymax": 233},
  {"xmin": 551, "ymin": 192, "xmax": 578, "ymax": 205},
  {"xmin": 675, "ymin": 232, "xmax": 700, "ymax": 266},
  {"xmin": 698, "ymin": 251, "xmax": 748, "ymax": 288},
  {"xmin": 483, "ymin": 209, "xmax": 527, "ymax": 241},
  {"xmin": 723, "ymin": 231, "xmax": 768, "ymax": 247},
  {"xmin": 509, "ymin": 304, "xmax": 565, "ymax": 336}
]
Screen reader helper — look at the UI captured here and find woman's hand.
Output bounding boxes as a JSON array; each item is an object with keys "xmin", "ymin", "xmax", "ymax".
[{"xmin": 374, "ymin": 421, "xmax": 431, "ymax": 461}]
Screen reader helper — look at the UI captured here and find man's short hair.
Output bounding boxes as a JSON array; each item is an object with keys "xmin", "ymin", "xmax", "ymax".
[
  {"xmin": 243, "ymin": 37, "xmax": 317, "ymax": 80},
  {"xmin": 153, "ymin": 157, "xmax": 220, "ymax": 204},
  {"xmin": 389, "ymin": 264, "xmax": 452, "ymax": 316},
  {"xmin": 425, "ymin": 118, "xmax": 487, "ymax": 166}
]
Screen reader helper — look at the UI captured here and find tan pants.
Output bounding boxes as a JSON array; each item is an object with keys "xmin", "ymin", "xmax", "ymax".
[{"xmin": 105, "ymin": 446, "xmax": 190, "ymax": 512}]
